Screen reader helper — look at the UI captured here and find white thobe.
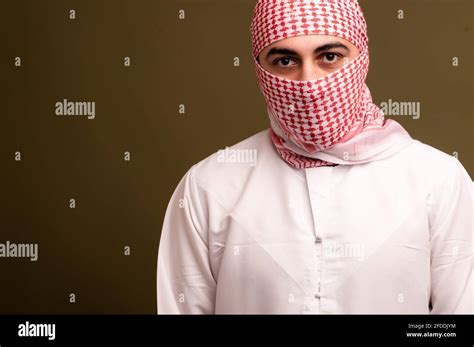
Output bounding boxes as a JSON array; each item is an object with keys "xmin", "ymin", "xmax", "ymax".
[{"xmin": 156, "ymin": 128, "xmax": 473, "ymax": 314}]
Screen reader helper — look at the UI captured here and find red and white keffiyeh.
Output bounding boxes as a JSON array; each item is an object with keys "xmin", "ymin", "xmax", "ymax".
[{"xmin": 250, "ymin": 0, "xmax": 411, "ymax": 169}]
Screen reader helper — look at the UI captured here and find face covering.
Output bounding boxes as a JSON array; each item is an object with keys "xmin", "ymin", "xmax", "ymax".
[{"xmin": 250, "ymin": 0, "xmax": 412, "ymax": 168}]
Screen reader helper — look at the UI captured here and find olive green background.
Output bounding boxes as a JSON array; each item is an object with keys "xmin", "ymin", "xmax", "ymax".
[{"xmin": 1, "ymin": 0, "xmax": 472, "ymax": 314}]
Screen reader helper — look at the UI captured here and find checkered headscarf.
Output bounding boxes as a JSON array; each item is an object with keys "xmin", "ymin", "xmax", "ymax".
[{"xmin": 250, "ymin": 0, "xmax": 385, "ymax": 168}]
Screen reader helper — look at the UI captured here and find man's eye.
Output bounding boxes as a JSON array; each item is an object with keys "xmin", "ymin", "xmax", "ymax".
[
  {"xmin": 321, "ymin": 52, "xmax": 342, "ymax": 64},
  {"xmin": 274, "ymin": 57, "xmax": 297, "ymax": 67}
]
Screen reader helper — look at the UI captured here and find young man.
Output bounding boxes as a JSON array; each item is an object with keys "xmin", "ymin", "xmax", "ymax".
[{"xmin": 157, "ymin": 0, "xmax": 473, "ymax": 314}]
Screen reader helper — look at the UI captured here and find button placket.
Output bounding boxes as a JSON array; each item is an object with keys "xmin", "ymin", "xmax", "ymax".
[
  {"xmin": 305, "ymin": 167, "xmax": 334, "ymax": 312},
  {"xmin": 314, "ymin": 233, "xmax": 323, "ymax": 301}
]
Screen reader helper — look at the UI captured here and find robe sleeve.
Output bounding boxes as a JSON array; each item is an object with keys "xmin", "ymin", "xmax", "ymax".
[
  {"xmin": 157, "ymin": 165, "xmax": 216, "ymax": 314},
  {"xmin": 428, "ymin": 157, "xmax": 473, "ymax": 313}
]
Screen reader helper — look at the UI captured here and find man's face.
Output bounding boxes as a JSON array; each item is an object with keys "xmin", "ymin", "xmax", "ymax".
[{"xmin": 257, "ymin": 34, "xmax": 359, "ymax": 81}]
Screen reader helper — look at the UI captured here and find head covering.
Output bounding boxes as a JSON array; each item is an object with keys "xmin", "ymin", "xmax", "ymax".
[{"xmin": 250, "ymin": 0, "xmax": 412, "ymax": 168}]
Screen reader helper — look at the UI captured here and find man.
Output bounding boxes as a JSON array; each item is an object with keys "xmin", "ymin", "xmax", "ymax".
[{"xmin": 157, "ymin": 0, "xmax": 473, "ymax": 314}]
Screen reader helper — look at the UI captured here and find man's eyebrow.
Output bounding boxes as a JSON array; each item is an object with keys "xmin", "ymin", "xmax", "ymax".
[
  {"xmin": 266, "ymin": 42, "xmax": 349, "ymax": 59},
  {"xmin": 314, "ymin": 42, "xmax": 349, "ymax": 53}
]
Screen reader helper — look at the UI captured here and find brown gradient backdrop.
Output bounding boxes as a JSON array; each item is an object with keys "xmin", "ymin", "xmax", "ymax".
[{"xmin": 1, "ymin": 0, "xmax": 472, "ymax": 314}]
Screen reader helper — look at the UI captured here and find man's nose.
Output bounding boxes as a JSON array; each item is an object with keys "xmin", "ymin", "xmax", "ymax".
[{"xmin": 298, "ymin": 60, "xmax": 324, "ymax": 81}]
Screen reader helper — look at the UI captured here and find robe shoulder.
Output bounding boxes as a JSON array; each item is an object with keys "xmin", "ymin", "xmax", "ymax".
[
  {"xmin": 399, "ymin": 139, "xmax": 472, "ymax": 186},
  {"xmin": 187, "ymin": 128, "xmax": 279, "ymax": 203},
  {"xmin": 396, "ymin": 139, "xmax": 472, "ymax": 234}
]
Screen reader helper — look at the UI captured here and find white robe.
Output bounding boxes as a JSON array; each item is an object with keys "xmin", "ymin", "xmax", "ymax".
[{"xmin": 156, "ymin": 129, "xmax": 473, "ymax": 314}]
